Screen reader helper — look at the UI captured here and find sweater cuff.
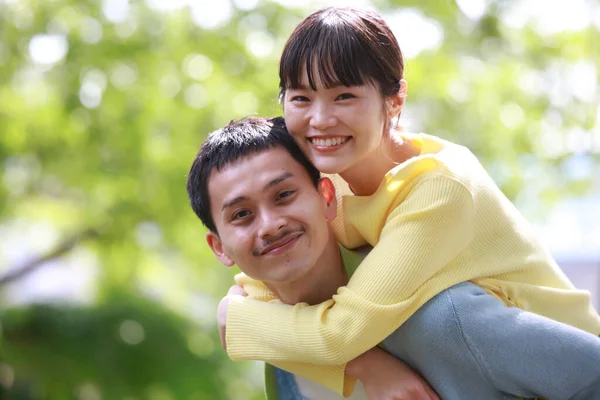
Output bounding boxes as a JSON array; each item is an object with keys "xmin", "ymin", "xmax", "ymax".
[
  {"xmin": 226, "ymin": 296, "xmax": 255, "ymax": 360},
  {"xmin": 343, "ymin": 375, "xmax": 357, "ymax": 398}
]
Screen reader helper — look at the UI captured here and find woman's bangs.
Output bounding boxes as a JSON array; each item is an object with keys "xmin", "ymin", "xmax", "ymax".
[{"xmin": 281, "ymin": 26, "xmax": 373, "ymax": 91}]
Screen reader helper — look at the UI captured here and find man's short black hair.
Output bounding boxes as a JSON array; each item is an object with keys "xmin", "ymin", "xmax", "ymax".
[{"xmin": 186, "ymin": 116, "xmax": 321, "ymax": 234}]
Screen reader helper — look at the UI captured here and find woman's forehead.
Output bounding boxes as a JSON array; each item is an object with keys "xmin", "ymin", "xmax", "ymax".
[{"xmin": 284, "ymin": 55, "xmax": 369, "ymax": 91}]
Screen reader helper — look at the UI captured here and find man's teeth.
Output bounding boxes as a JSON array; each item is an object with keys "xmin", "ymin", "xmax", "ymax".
[{"xmin": 312, "ymin": 137, "xmax": 347, "ymax": 147}]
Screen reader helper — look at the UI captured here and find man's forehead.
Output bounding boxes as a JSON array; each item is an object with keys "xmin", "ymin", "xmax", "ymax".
[
  {"xmin": 215, "ymin": 148, "xmax": 298, "ymax": 178},
  {"xmin": 207, "ymin": 148, "xmax": 302, "ymax": 203}
]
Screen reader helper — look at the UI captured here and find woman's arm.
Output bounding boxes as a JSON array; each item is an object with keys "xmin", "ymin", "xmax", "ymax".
[
  {"xmin": 227, "ymin": 176, "xmax": 474, "ymax": 387},
  {"xmin": 231, "ymin": 275, "xmax": 356, "ymax": 395},
  {"xmin": 346, "ymin": 347, "xmax": 439, "ymax": 400}
]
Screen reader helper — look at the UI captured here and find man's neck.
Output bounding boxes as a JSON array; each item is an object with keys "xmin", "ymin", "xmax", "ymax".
[{"xmin": 266, "ymin": 235, "xmax": 348, "ymax": 306}]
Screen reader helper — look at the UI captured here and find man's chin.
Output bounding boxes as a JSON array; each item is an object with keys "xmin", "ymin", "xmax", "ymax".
[{"xmin": 266, "ymin": 263, "xmax": 310, "ymax": 285}]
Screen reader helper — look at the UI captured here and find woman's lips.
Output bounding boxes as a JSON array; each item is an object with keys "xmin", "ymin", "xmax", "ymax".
[{"xmin": 308, "ymin": 136, "xmax": 351, "ymax": 153}]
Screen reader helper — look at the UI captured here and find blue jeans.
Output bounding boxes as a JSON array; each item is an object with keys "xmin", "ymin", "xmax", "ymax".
[
  {"xmin": 275, "ymin": 367, "xmax": 308, "ymax": 400},
  {"xmin": 276, "ymin": 282, "xmax": 600, "ymax": 399},
  {"xmin": 383, "ymin": 282, "xmax": 600, "ymax": 400}
]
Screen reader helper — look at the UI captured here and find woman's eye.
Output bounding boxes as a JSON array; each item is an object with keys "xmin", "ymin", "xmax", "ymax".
[
  {"xmin": 290, "ymin": 95, "xmax": 309, "ymax": 102},
  {"xmin": 336, "ymin": 93, "xmax": 356, "ymax": 100}
]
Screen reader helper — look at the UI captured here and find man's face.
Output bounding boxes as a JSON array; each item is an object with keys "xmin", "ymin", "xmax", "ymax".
[{"xmin": 206, "ymin": 147, "xmax": 336, "ymax": 285}]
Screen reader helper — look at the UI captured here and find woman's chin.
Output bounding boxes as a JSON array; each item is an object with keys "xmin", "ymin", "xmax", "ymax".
[
  {"xmin": 306, "ymin": 156, "xmax": 346, "ymax": 175},
  {"xmin": 314, "ymin": 164, "xmax": 344, "ymax": 175}
]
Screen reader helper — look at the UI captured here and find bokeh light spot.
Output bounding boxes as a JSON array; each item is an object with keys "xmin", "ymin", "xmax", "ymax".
[
  {"xmin": 184, "ymin": 84, "xmax": 208, "ymax": 109},
  {"xmin": 28, "ymin": 34, "xmax": 68, "ymax": 65},
  {"xmin": 182, "ymin": 53, "xmax": 213, "ymax": 81},
  {"xmin": 119, "ymin": 320, "xmax": 145, "ymax": 345}
]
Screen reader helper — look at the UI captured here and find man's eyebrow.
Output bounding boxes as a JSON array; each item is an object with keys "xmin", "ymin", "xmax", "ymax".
[
  {"xmin": 264, "ymin": 172, "xmax": 293, "ymax": 191},
  {"xmin": 221, "ymin": 196, "xmax": 248, "ymax": 211},
  {"xmin": 220, "ymin": 173, "xmax": 293, "ymax": 211}
]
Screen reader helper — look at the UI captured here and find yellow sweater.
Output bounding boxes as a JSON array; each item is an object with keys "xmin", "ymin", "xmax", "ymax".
[
  {"xmin": 236, "ymin": 246, "xmax": 366, "ymax": 399},
  {"xmin": 226, "ymin": 133, "xmax": 600, "ymax": 396}
]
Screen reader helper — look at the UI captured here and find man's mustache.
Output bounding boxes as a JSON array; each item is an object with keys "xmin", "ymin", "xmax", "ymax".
[{"xmin": 253, "ymin": 226, "xmax": 306, "ymax": 256}]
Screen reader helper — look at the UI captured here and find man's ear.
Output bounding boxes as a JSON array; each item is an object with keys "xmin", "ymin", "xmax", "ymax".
[
  {"xmin": 206, "ymin": 231, "xmax": 235, "ymax": 267},
  {"xmin": 386, "ymin": 79, "xmax": 407, "ymax": 118},
  {"xmin": 318, "ymin": 177, "xmax": 337, "ymax": 222}
]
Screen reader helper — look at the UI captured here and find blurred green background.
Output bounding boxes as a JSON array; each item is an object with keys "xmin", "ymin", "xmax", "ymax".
[{"xmin": 1, "ymin": 0, "xmax": 599, "ymax": 399}]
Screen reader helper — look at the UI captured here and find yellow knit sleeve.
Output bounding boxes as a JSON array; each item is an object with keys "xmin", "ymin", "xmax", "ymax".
[
  {"xmin": 269, "ymin": 361, "xmax": 356, "ymax": 397},
  {"xmin": 230, "ymin": 275, "xmax": 357, "ymax": 396},
  {"xmin": 226, "ymin": 176, "xmax": 474, "ymax": 395},
  {"xmin": 234, "ymin": 273, "xmax": 278, "ymax": 302}
]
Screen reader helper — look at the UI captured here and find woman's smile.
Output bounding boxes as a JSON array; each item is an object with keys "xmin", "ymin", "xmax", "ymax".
[{"xmin": 308, "ymin": 136, "xmax": 352, "ymax": 152}]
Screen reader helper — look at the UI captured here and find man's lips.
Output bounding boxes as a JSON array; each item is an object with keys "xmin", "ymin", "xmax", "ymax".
[{"xmin": 259, "ymin": 232, "xmax": 303, "ymax": 255}]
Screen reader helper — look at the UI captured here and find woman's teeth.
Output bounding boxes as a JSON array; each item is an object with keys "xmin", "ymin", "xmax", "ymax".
[{"xmin": 311, "ymin": 137, "xmax": 347, "ymax": 147}]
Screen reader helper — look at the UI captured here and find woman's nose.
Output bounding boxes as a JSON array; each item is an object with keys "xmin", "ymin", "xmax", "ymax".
[{"xmin": 309, "ymin": 102, "xmax": 337, "ymax": 131}]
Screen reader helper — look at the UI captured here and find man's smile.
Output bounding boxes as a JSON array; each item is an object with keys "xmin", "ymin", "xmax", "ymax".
[{"xmin": 259, "ymin": 231, "xmax": 304, "ymax": 256}]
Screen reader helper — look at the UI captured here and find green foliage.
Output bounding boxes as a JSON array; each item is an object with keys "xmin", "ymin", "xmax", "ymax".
[
  {"xmin": 0, "ymin": 0, "xmax": 598, "ymax": 398},
  {"xmin": 1, "ymin": 292, "xmax": 233, "ymax": 399}
]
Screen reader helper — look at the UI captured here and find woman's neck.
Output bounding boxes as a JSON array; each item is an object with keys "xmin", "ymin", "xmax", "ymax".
[
  {"xmin": 340, "ymin": 151, "xmax": 395, "ymax": 196},
  {"xmin": 340, "ymin": 135, "xmax": 421, "ymax": 197}
]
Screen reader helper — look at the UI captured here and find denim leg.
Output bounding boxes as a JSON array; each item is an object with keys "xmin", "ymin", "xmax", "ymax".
[
  {"xmin": 274, "ymin": 367, "xmax": 308, "ymax": 400},
  {"xmin": 571, "ymin": 373, "xmax": 600, "ymax": 400},
  {"xmin": 383, "ymin": 283, "xmax": 517, "ymax": 400},
  {"xmin": 383, "ymin": 282, "xmax": 600, "ymax": 400}
]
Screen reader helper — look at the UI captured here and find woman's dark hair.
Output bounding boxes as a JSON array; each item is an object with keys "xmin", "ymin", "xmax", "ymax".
[{"xmin": 279, "ymin": 7, "xmax": 404, "ymax": 100}]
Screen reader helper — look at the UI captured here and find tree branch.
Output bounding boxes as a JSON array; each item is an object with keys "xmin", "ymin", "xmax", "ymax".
[{"xmin": 0, "ymin": 228, "xmax": 100, "ymax": 287}]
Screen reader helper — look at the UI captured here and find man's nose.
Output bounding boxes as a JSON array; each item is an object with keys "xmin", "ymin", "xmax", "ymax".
[
  {"xmin": 257, "ymin": 209, "xmax": 287, "ymax": 239},
  {"xmin": 309, "ymin": 101, "xmax": 337, "ymax": 131}
]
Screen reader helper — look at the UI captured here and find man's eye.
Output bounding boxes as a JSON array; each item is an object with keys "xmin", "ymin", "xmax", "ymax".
[
  {"xmin": 277, "ymin": 190, "xmax": 295, "ymax": 201},
  {"xmin": 232, "ymin": 210, "xmax": 250, "ymax": 221},
  {"xmin": 336, "ymin": 93, "xmax": 356, "ymax": 100}
]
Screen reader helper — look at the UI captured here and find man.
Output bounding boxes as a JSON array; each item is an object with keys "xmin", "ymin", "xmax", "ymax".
[
  {"xmin": 186, "ymin": 116, "xmax": 438, "ymax": 399},
  {"xmin": 187, "ymin": 117, "xmax": 600, "ymax": 400}
]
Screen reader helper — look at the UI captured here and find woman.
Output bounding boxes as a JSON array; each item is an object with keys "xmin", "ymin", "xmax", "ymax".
[{"xmin": 221, "ymin": 7, "xmax": 600, "ymax": 400}]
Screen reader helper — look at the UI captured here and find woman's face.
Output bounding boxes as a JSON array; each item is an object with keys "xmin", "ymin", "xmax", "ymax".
[{"xmin": 283, "ymin": 71, "xmax": 390, "ymax": 175}]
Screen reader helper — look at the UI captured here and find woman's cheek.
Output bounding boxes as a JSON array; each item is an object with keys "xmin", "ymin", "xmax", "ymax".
[
  {"xmin": 287, "ymin": 121, "xmax": 304, "ymax": 140},
  {"xmin": 284, "ymin": 107, "xmax": 301, "ymax": 125}
]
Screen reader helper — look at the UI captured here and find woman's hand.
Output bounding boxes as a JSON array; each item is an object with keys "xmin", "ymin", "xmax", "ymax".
[
  {"xmin": 217, "ymin": 284, "xmax": 247, "ymax": 350},
  {"xmin": 346, "ymin": 347, "xmax": 439, "ymax": 400}
]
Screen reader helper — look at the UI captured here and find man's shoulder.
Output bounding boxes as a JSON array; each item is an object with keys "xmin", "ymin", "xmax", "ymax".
[{"xmin": 339, "ymin": 244, "xmax": 372, "ymax": 279}]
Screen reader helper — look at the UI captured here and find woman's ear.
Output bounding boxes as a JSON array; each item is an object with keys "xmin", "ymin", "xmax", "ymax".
[
  {"xmin": 387, "ymin": 79, "xmax": 408, "ymax": 118},
  {"xmin": 206, "ymin": 232, "xmax": 235, "ymax": 267},
  {"xmin": 318, "ymin": 177, "xmax": 338, "ymax": 222}
]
